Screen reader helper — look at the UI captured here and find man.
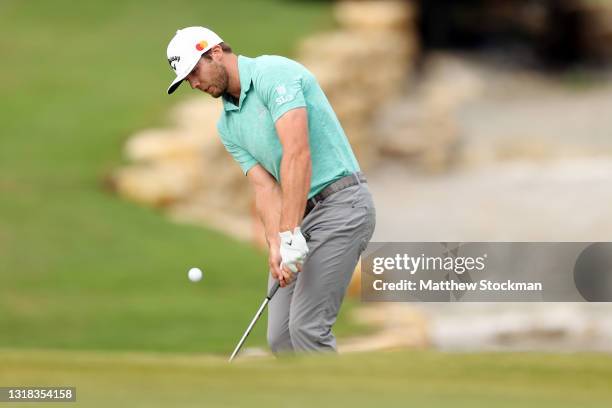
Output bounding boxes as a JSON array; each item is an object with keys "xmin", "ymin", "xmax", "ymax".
[{"xmin": 166, "ymin": 26, "xmax": 375, "ymax": 353}]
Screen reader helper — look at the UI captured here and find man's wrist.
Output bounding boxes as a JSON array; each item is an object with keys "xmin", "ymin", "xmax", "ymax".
[
  {"xmin": 267, "ymin": 235, "xmax": 280, "ymax": 248},
  {"xmin": 279, "ymin": 223, "xmax": 298, "ymax": 232}
]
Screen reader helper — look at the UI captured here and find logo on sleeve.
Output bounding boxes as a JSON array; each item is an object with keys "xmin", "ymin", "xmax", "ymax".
[{"xmin": 275, "ymin": 84, "xmax": 295, "ymax": 105}]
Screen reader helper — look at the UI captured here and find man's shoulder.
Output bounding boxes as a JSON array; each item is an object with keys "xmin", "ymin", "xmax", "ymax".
[
  {"xmin": 252, "ymin": 54, "xmax": 301, "ymax": 68},
  {"xmin": 251, "ymin": 55, "xmax": 309, "ymax": 79}
]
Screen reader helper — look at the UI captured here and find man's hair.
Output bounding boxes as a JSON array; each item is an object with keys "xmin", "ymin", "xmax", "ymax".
[{"xmin": 201, "ymin": 42, "xmax": 233, "ymax": 59}]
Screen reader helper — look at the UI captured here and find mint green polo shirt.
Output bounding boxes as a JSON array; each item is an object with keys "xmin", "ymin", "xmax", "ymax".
[{"xmin": 216, "ymin": 55, "xmax": 360, "ymax": 199}]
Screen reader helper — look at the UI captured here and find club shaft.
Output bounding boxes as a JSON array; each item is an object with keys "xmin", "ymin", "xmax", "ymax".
[{"xmin": 228, "ymin": 281, "xmax": 281, "ymax": 362}]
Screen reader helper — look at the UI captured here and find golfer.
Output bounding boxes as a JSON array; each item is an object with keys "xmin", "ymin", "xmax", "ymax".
[{"xmin": 165, "ymin": 27, "xmax": 375, "ymax": 353}]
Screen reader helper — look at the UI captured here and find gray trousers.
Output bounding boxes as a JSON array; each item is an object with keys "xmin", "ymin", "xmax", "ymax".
[{"xmin": 267, "ymin": 182, "xmax": 376, "ymax": 353}]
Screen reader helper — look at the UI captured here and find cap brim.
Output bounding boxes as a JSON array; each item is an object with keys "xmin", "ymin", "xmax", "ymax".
[{"xmin": 167, "ymin": 75, "xmax": 185, "ymax": 94}]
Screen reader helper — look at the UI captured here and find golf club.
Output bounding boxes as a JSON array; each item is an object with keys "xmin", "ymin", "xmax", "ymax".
[{"xmin": 228, "ymin": 280, "xmax": 281, "ymax": 362}]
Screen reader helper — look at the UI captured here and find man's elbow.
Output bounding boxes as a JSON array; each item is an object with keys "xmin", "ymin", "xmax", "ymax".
[
  {"xmin": 248, "ymin": 165, "xmax": 280, "ymax": 192},
  {"xmin": 284, "ymin": 144, "xmax": 311, "ymax": 164}
]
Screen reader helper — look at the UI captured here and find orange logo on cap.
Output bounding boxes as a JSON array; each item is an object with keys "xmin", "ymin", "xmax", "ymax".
[{"xmin": 195, "ymin": 40, "xmax": 208, "ymax": 51}]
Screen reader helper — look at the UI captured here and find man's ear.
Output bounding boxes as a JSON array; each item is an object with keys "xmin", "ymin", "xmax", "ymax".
[{"xmin": 211, "ymin": 44, "xmax": 224, "ymax": 62}]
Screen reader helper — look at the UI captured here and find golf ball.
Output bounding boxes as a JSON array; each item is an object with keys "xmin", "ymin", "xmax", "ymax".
[{"xmin": 188, "ymin": 267, "xmax": 203, "ymax": 282}]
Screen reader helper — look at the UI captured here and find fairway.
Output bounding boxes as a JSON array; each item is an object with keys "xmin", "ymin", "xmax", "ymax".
[{"xmin": 1, "ymin": 349, "xmax": 611, "ymax": 407}]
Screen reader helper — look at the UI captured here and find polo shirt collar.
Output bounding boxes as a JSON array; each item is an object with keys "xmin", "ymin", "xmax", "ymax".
[{"xmin": 222, "ymin": 55, "xmax": 254, "ymax": 112}]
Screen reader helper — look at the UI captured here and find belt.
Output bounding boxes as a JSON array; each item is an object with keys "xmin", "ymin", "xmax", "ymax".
[{"xmin": 304, "ymin": 172, "xmax": 367, "ymax": 218}]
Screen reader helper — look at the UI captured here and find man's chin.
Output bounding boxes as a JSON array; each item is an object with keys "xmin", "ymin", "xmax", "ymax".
[{"xmin": 202, "ymin": 89, "xmax": 222, "ymax": 98}]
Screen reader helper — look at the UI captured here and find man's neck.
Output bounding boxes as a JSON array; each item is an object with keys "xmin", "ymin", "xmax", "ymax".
[
  {"xmin": 224, "ymin": 93, "xmax": 239, "ymax": 106},
  {"xmin": 225, "ymin": 53, "xmax": 241, "ymax": 100}
]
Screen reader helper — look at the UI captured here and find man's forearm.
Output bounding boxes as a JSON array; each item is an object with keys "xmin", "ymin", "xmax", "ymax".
[
  {"xmin": 254, "ymin": 181, "xmax": 283, "ymax": 247},
  {"xmin": 279, "ymin": 149, "xmax": 311, "ymax": 232}
]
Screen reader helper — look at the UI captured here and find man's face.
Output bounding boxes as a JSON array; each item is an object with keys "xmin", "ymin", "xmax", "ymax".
[{"xmin": 184, "ymin": 55, "xmax": 228, "ymax": 98}]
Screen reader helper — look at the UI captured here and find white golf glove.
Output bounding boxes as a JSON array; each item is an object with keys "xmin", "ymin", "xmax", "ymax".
[{"xmin": 279, "ymin": 227, "xmax": 309, "ymax": 273}]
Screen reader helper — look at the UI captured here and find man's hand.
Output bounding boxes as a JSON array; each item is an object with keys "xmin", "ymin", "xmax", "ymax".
[
  {"xmin": 268, "ymin": 242, "xmax": 290, "ymax": 287},
  {"xmin": 278, "ymin": 227, "xmax": 309, "ymax": 286}
]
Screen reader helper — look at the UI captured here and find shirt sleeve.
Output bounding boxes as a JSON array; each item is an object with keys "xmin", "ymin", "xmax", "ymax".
[
  {"xmin": 254, "ymin": 60, "xmax": 307, "ymax": 122},
  {"xmin": 218, "ymin": 128, "xmax": 258, "ymax": 175}
]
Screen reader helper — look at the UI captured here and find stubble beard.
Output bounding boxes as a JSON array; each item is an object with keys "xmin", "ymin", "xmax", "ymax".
[{"xmin": 208, "ymin": 62, "xmax": 229, "ymax": 99}]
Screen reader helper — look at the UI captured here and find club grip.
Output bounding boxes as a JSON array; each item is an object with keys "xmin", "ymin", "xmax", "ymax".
[{"xmin": 267, "ymin": 281, "xmax": 281, "ymax": 299}]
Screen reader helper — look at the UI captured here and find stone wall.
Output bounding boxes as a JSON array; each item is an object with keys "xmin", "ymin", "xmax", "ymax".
[
  {"xmin": 110, "ymin": 98, "xmax": 254, "ymax": 240},
  {"xmin": 110, "ymin": 0, "xmax": 612, "ymax": 241},
  {"xmin": 298, "ymin": 0, "xmax": 418, "ymax": 168},
  {"xmin": 110, "ymin": 0, "xmax": 419, "ymax": 243}
]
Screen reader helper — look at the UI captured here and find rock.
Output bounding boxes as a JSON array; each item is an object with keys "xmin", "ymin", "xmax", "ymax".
[
  {"xmin": 339, "ymin": 303, "xmax": 430, "ymax": 352},
  {"xmin": 376, "ymin": 102, "xmax": 459, "ymax": 172},
  {"xmin": 373, "ymin": 53, "xmax": 490, "ymax": 172},
  {"xmin": 334, "ymin": 0, "xmax": 415, "ymax": 31},
  {"xmin": 169, "ymin": 97, "xmax": 222, "ymax": 133},
  {"xmin": 111, "ymin": 97, "xmax": 251, "ymax": 239},
  {"xmin": 112, "ymin": 158, "xmax": 205, "ymax": 207},
  {"xmin": 347, "ymin": 261, "xmax": 362, "ymax": 297},
  {"xmin": 580, "ymin": 1, "xmax": 612, "ymax": 62},
  {"xmin": 113, "ymin": 0, "xmax": 419, "ymax": 242},
  {"xmin": 298, "ymin": 0, "xmax": 418, "ymax": 169},
  {"xmin": 124, "ymin": 129, "xmax": 207, "ymax": 163},
  {"xmin": 420, "ymin": 53, "xmax": 484, "ymax": 114}
]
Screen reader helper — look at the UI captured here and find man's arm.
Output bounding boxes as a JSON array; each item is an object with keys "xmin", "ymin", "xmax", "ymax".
[
  {"xmin": 247, "ymin": 164, "xmax": 292, "ymax": 286},
  {"xmin": 248, "ymin": 164, "xmax": 282, "ymax": 247},
  {"xmin": 275, "ymin": 107, "xmax": 311, "ymax": 232}
]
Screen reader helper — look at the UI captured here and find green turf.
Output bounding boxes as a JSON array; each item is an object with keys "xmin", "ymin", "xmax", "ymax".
[
  {"xmin": 0, "ymin": 0, "xmax": 364, "ymax": 354},
  {"xmin": 1, "ymin": 349, "xmax": 611, "ymax": 407}
]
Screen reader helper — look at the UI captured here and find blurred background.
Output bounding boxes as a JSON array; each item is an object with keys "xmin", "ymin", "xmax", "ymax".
[{"xmin": 2, "ymin": 0, "xmax": 612, "ymax": 406}]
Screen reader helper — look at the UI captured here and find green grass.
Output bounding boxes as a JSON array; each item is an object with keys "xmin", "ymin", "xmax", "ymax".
[
  {"xmin": 2, "ymin": 349, "xmax": 612, "ymax": 407},
  {"xmin": 0, "ymin": 0, "xmax": 354, "ymax": 354}
]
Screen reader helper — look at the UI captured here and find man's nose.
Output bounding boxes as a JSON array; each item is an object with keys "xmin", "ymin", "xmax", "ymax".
[{"xmin": 185, "ymin": 75, "xmax": 198, "ymax": 89}]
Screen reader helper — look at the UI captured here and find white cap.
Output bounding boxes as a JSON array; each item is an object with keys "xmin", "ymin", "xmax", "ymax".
[{"xmin": 166, "ymin": 26, "xmax": 223, "ymax": 94}]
